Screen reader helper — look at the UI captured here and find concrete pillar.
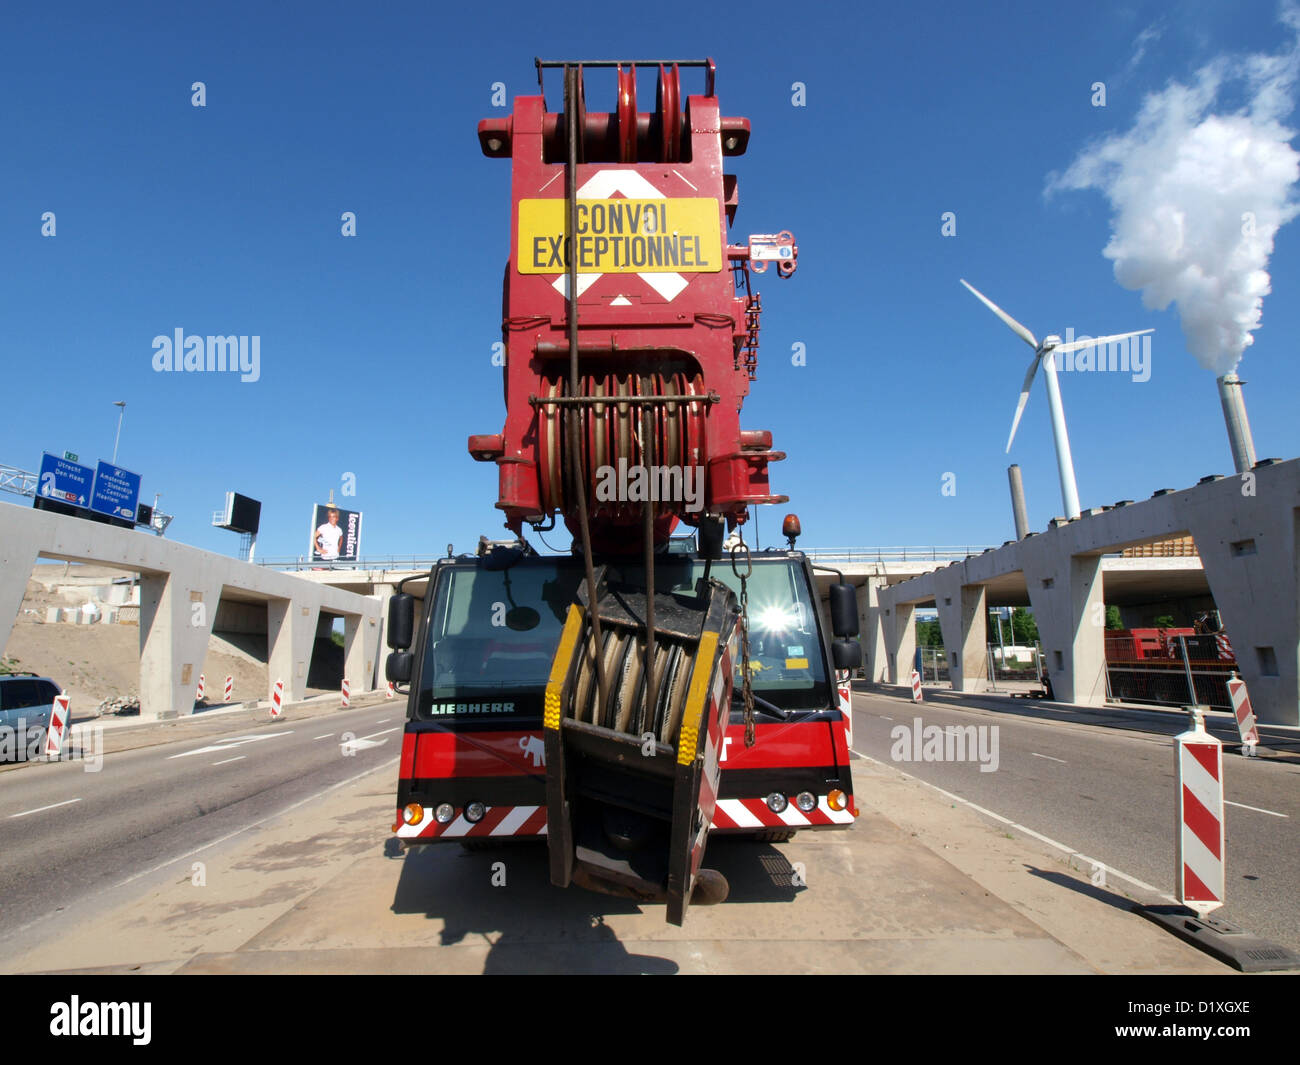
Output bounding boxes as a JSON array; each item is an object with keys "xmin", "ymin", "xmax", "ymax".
[
  {"xmin": 859, "ymin": 575, "xmax": 890, "ymax": 683},
  {"xmin": 139, "ymin": 571, "xmax": 225, "ymax": 719},
  {"xmin": 881, "ymin": 600, "xmax": 918, "ymax": 685},
  {"xmin": 343, "ymin": 604, "xmax": 383, "ymax": 693},
  {"xmin": 0, "ymin": 517, "xmax": 44, "ymax": 656},
  {"xmin": 267, "ymin": 598, "xmax": 320, "ymax": 704},
  {"xmin": 1183, "ymin": 478, "xmax": 1299, "ymax": 725},
  {"xmin": 1022, "ymin": 545, "xmax": 1107, "ymax": 706},
  {"xmin": 932, "ymin": 568, "xmax": 988, "ymax": 693}
]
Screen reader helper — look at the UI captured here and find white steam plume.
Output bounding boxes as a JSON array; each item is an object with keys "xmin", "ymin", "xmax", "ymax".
[{"xmin": 1047, "ymin": 8, "xmax": 1300, "ymax": 374}]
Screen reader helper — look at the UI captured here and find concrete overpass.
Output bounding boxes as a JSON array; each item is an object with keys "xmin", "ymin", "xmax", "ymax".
[
  {"xmin": 871, "ymin": 460, "xmax": 1299, "ymax": 725},
  {"xmin": 0, "ymin": 502, "xmax": 384, "ymax": 719}
]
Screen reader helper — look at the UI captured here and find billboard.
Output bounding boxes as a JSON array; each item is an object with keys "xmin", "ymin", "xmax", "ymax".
[
  {"xmin": 310, "ymin": 503, "xmax": 361, "ymax": 563},
  {"xmin": 218, "ymin": 491, "xmax": 261, "ymax": 535}
]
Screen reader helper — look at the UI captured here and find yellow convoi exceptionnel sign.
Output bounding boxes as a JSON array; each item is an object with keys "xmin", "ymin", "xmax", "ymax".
[{"xmin": 518, "ymin": 198, "xmax": 722, "ymax": 275}]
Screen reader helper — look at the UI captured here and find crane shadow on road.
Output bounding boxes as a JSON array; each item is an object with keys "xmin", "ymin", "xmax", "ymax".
[{"xmin": 388, "ymin": 834, "xmax": 805, "ymax": 973}]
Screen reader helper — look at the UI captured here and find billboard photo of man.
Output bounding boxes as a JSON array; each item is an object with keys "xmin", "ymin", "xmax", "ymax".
[{"xmin": 310, "ymin": 503, "xmax": 362, "ymax": 563}]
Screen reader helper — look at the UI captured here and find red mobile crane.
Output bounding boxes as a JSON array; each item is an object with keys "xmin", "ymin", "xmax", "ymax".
[{"xmin": 386, "ymin": 60, "xmax": 861, "ymax": 925}]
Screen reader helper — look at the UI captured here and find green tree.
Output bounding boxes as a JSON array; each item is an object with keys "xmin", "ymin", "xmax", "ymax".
[
  {"xmin": 1009, "ymin": 607, "xmax": 1039, "ymax": 645},
  {"xmin": 914, "ymin": 619, "xmax": 944, "ymax": 647},
  {"xmin": 1105, "ymin": 605, "xmax": 1124, "ymax": 630},
  {"xmin": 1153, "ymin": 614, "xmax": 1176, "ymax": 629}
]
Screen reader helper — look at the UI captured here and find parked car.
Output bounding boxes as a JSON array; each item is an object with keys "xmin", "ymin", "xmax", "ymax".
[{"xmin": 0, "ymin": 673, "xmax": 64, "ymax": 762}]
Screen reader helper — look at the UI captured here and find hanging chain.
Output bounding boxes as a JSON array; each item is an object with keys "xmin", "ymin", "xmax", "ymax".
[{"xmin": 730, "ymin": 535, "xmax": 755, "ymax": 747}]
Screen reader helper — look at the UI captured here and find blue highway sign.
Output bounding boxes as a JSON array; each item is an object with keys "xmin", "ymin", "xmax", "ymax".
[
  {"xmin": 37, "ymin": 453, "xmax": 95, "ymax": 507},
  {"xmin": 90, "ymin": 461, "xmax": 142, "ymax": 521}
]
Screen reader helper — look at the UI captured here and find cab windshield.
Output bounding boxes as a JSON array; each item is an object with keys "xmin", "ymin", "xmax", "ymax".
[{"xmin": 416, "ymin": 554, "xmax": 829, "ymax": 720}]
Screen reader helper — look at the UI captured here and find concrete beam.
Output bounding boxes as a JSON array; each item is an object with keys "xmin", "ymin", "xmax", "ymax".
[
  {"xmin": 1181, "ymin": 473, "xmax": 1299, "ymax": 725},
  {"xmin": 139, "ymin": 573, "xmax": 225, "ymax": 719},
  {"xmin": 882, "ymin": 600, "xmax": 917, "ymax": 685},
  {"xmin": 343, "ymin": 603, "xmax": 383, "ymax": 693},
  {"xmin": 932, "ymin": 568, "xmax": 988, "ymax": 693},
  {"xmin": 859, "ymin": 576, "xmax": 890, "ymax": 683},
  {"xmin": 267, "ymin": 599, "xmax": 319, "ymax": 704},
  {"xmin": 0, "ymin": 517, "xmax": 45, "ymax": 658},
  {"xmin": 1022, "ymin": 545, "xmax": 1107, "ymax": 706}
]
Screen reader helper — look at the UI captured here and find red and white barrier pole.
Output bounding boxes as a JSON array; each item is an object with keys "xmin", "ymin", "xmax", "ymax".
[
  {"xmin": 341, "ymin": 677, "xmax": 351, "ymax": 708},
  {"xmin": 270, "ymin": 679, "xmax": 284, "ymax": 719},
  {"xmin": 195, "ymin": 673, "xmax": 206, "ymax": 701},
  {"xmin": 45, "ymin": 694, "xmax": 70, "ymax": 759},
  {"xmin": 1226, "ymin": 673, "xmax": 1260, "ymax": 757},
  {"xmin": 224, "ymin": 675, "xmax": 233, "ymax": 702},
  {"xmin": 386, "ymin": 681, "xmax": 395, "ymax": 700},
  {"xmin": 909, "ymin": 669, "xmax": 923, "ymax": 703},
  {"xmin": 1175, "ymin": 708, "xmax": 1225, "ymax": 916}
]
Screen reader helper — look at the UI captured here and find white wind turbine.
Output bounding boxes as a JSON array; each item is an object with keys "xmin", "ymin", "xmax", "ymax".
[{"xmin": 960, "ymin": 279, "xmax": 1153, "ymax": 520}]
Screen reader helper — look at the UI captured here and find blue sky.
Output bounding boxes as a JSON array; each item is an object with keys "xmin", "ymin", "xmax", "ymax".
[{"xmin": 2, "ymin": 0, "xmax": 1297, "ymax": 560}]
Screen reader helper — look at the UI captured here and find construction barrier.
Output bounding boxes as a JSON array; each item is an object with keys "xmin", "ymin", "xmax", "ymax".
[
  {"xmin": 44, "ymin": 695, "xmax": 70, "ymax": 759},
  {"xmin": 271, "ymin": 679, "xmax": 284, "ymax": 719},
  {"xmin": 223, "ymin": 676, "xmax": 233, "ymax": 702},
  {"xmin": 386, "ymin": 681, "xmax": 395, "ymax": 700},
  {"xmin": 195, "ymin": 673, "xmax": 205, "ymax": 701},
  {"xmin": 1226, "ymin": 674, "xmax": 1260, "ymax": 757},
  {"xmin": 910, "ymin": 669, "xmax": 923, "ymax": 703},
  {"xmin": 1175, "ymin": 708, "xmax": 1225, "ymax": 916},
  {"xmin": 341, "ymin": 677, "xmax": 351, "ymax": 708}
]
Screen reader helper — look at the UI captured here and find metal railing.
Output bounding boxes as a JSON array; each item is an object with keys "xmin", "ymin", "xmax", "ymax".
[
  {"xmin": 802, "ymin": 546, "xmax": 999, "ymax": 563},
  {"xmin": 255, "ymin": 555, "xmax": 446, "ymax": 571}
]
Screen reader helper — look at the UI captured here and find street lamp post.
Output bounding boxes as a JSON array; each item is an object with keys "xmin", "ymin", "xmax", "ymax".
[{"xmin": 112, "ymin": 401, "xmax": 126, "ymax": 464}]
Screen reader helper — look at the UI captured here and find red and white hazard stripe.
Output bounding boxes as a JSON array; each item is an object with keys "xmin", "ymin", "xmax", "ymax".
[
  {"xmin": 224, "ymin": 676, "xmax": 233, "ymax": 701},
  {"xmin": 44, "ymin": 694, "xmax": 70, "ymax": 759},
  {"xmin": 1226, "ymin": 674, "xmax": 1260, "ymax": 755},
  {"xmin": 270, "ymin": 679, "xmax": 284, "ymax": 719},
  {"xmin": 710, "ymin": 795, "xmax": 856, "ymax": 830},
  {"xmin": 341, "ymin": 677, "xmax": 351, "ymax": 708},
  {"xmin": 394, "ymin": 804, "xmax": 548, "ymax": 840},
  {"xmin": 910, "ymin": 669, "xmax": 923, "ymax": 703},
  {"xmin": 386, "ymin": 681, "xmax": 395, "ymax": 700},
  {"xmin": 836, "ymin": 669, "xmax": 854, "ymax": 748},
  {"xmin": 1175, "ymin": 711, "xmax": 1225, "ymax": 915},
  {"xmin": 195, "ymin": 673, "xmax": 205, "ymax": 701},
  {"xmin": 1215, "ymin": 634, "xmax": 1233, "ymax": 661}
]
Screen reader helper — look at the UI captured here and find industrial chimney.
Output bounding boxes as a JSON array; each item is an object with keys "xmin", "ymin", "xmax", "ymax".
[
  {"xmin": 1007, "ymin": 464, "xmax": 1029, "ymax": 540},
  {"xmin": 1216, "ymin": 373, "xmax": 1258, "ymax": 474}
]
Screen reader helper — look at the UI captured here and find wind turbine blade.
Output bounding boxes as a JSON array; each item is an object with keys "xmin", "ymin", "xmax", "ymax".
[
  {"xmin": 1052, "ymin": 328, "xmax": 1154, "ymax": 354},
  {"xmin": 961, "ymin": 279, "xmax": 1038, "ymax": 350},
  {"xmin": 1006, "ymin": 354, "xmax": 1041, "ymax": 453}
]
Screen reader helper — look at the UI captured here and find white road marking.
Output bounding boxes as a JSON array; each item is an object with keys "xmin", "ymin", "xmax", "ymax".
[
  {"xmin": 375, "ymin": 719, "xmax": 391, "ymax": 725},
  {"xmin": 339, "ymin": 727, "xmax": 400, "ymax": 754},
  {"xmin": 850, "ymin": 747, "xmax": 1173, "ymax": 901},
  {"xmin": 355, "ymin": 727, "xmax": 400, "ymax": 742},
  {"xmin": 212, "ymin": 756, "xmax": 246, "ymax": 766},
  {"xmin": 168, "ymin": 732, "xmax": 295, "ymax": 759},
  {"xmin": 1032, "ymin": 752, "xmax": 1067, "ymax": 764},
  {"xmin": 314, "ymin": 733, "xmax": 335, "ymax": 740},
  {"xmin": 9, "ymin": 798, "xmax": 82, "ymax": 819},
  {"xmin": 881, "ymin": 716, "xmax": 893, "ymax": 721},
  {"xmin": 1225, "ymin": 799, "xmax": 1288, "ymax": 819}
]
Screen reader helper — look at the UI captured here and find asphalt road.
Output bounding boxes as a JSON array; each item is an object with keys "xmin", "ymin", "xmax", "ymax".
[
  {"xmin": 849, "ymin": 687, "xmax": 1300, "ymax": 952},
  {"xmin": 0, "ymin": 702, "xmax": 400, "ymax": 960}
]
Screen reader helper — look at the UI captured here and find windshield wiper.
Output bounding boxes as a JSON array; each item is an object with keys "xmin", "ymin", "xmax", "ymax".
[{"xmin": 732, "ymin": 689, "xmax": 787, "ymax": 720}]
